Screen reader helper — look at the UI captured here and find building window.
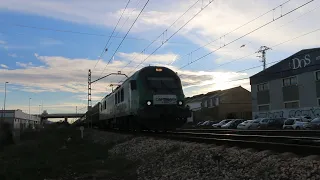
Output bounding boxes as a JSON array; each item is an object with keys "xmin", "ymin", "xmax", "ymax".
[
  {"xmin": 318, "ymin": 99, "xmax": 320, "ymax": 106},
  {"xmin": 104, "ymin": 101, "xmax": 107, "ymax": 109},
  {"xmin": 257, "ymin": 83, "xmax": 269, "ymax": 92},
  {"xmin": 283, "ymin": 76, "xmax": 297, "ymax": 87},
  {"xmin": 316, "ymin": 71, "xmax": 320, "ymax": 81},
  {"xmin": 284, "ymin": 101, "xmax": 299, "ymax": 109},
  {"xmin": 258, "ymin": 105, "xmax": 269, "ymax": 111}
]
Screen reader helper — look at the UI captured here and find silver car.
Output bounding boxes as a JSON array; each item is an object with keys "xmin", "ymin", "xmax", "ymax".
[
  {"xmin": 247, "ymin": 119, "xmax": 263, "ymax": 129},
  {"xmin": 237, "ymin": 120, "xmax": 254, "ymax": 130}
]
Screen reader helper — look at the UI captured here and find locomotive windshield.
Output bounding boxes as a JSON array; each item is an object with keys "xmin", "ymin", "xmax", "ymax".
[{"xmin": 147, "ymin": 77, "xmax": 179, "ymax": 90}]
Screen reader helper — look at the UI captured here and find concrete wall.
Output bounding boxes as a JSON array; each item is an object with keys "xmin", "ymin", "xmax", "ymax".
[
  {"xmin": 253, "ymin": 106, "xmax": 320, "ymax": 119},
  {"xmin": 269, "ymin": 79, "xmax": 284, "ymax": 110},
  {"xmin": 299, "ymin": 72, "xmax": 318, "ymax": 107}
]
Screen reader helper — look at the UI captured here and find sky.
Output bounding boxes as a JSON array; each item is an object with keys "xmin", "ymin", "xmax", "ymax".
[{"xmin": 0, "ymin": 0, "xmax": 320, "ymax": 120}]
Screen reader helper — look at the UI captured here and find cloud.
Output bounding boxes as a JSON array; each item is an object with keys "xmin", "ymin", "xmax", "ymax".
[
  {"xmin": 0, "ymin": 40, "xmax": 6, "ymax": 44},
  {"xmin": 0, "ymin": 53, "xmax": 248, "ymax": 100},
  {"xmin": 0, "ymin": 64, "xmax": 8, "ymax": 69},
  {"xmin": 8, "ymin": 53, "xmax": 18, "ymax": 58},
  {"xmin": 1, "ymin": 0, "xmax": 319, "ymax": 59},
  {"xmin": 39, "ymin": 38, "xmax": 63, "ymax": 46},
  {"xmin": 16, "ymin": 62, "xmax": 34, "ymax": 68},
  {"xmin": 118, "ymin": 52, "xmax": 179, "ymax": 64}
]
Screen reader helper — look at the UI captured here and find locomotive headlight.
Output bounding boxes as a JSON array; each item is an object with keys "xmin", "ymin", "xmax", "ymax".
[
  {"xmin": 178, "ymin": 101, "xmax": 183, "ymax": 105},
  {"xmin": 147, "ymin": 101, "xmax": 152, "ymax": 106}
]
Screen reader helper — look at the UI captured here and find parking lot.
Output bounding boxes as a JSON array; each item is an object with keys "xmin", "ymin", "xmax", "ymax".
[{"xmin": 195, "ymin": 116, "xmax": 320, "ymax": 130}]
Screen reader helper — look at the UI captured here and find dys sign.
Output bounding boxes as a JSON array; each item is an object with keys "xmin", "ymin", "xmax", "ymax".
[{"xmin": 290, "ymin": 54, "xmax": 311, "ymax": 70}]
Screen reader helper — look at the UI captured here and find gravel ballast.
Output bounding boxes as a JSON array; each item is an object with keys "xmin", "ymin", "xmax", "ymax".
[{"xmin": 89, "ymin": 130, "xmax": 320, "ymax": 180}]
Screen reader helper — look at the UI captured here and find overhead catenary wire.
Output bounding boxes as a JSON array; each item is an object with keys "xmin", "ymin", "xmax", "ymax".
[
  {"xmin": 105, "ymin": 0, "xmax": 143, "ymax": 53},
  {"xmin": 187, "ymin": 44, "xmax": 320, "ymax": 89},
  {"xmin": 178, "ymin": 0, "xmax": 315, "ymax": 70},
  {"xmin": 127, "ymin": 0, "xmax": 216, "ymax": 77},
  {"xmin": 210, "ymin": 27, "xmax": 320, "ymax": 73},
  {"xmin": 1, "ymin": 22, "xmax": 193, "ymax": 45},
  {"xmin": 119, "ymin": 0, "xmax": 202, "ymax": 73},
  {"xmin": 93, "ymin": 0, "xmax": 131, "ymax": 71},
  {"xmin": 98, "ymin": 0, "xmax": 150, "ymax": 79},
  {"xmin": 169, "ymin": 0, "xmax": 293, "ymax": 66},
  {"xmin": 202, "ymin": 2, "xmax": 320, "ymax": 72}
]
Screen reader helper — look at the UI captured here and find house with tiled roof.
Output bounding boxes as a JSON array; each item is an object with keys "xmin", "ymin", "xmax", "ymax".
[{"xmin": 186, "ymin": 86, "xmax": 252, "ymax": 123}]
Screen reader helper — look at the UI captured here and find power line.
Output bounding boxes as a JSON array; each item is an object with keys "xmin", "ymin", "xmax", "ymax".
[
  {"xmin": 1, "ymin": 22, "xmax": 194, "ymax": 45},
  {"xmin": 127, "ymin": 0, "xmax": 215, "ymax": 76},
  {"xmin": 104, "ymin": 0, "xmax": 143, "ymax": 55},
  {"xmin": 169, "ymin": 0, "xmax": 292, "ymax": 66},
  {"xmin": 98, "ymin": 0, "xmax": 150, "ymax": 78},
  {"xmin": 189, "ymin": 47, "xmax": 320, "ymax": 89},
  {"xmin": 217, "ymin": 27, "xmax": 320, "ymax": 72},
  {"xmin": 179, "ymin": 0, "xmax": 315, "ymax": 70},
  {"xmin": 93, "ymin": 0, "xmax": 131, "ymax": 71},
  {"xmin": 119, "ymin": 0, "xmax": 202, "ymax": 73}
]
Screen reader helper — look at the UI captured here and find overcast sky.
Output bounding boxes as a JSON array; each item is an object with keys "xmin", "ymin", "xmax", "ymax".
[{"xmin": 0, "ymin": 0, "xmax": 320, "ymax": 118}]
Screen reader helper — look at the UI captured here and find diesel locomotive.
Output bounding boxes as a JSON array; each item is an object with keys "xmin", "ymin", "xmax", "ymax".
[{"xmin": 77, "ymin": 66, "xmax": 191, "ymax": 131}]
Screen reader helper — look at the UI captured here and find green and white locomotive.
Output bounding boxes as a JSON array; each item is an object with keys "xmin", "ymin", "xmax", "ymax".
[{"xmin": 82, "ymin": 66, "xmax": 191, "ymax": 131}]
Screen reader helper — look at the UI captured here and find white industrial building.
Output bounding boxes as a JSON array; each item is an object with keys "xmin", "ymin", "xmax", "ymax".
[{"xmin": 0, "ymin": 109, "xmax": 41, "ymax": 130}]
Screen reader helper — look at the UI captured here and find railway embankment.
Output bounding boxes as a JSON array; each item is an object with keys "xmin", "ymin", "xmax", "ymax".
[{"xmin": 1, "ymin": 127, "xmax": 320, "ymax": 180}]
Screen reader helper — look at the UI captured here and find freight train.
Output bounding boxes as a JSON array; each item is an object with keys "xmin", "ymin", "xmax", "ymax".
[{"xmin": 76, "ymin": 66, "xmax": 191, "ymax": 131}]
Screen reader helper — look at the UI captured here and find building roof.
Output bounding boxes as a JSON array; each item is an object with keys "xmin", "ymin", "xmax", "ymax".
[
  {"xmin": 185, "ymin": 86, "xmax": 245, "ymax": 103},
  {"xmin": 250, "ymin": 47, "xmax": 320, "ymax": 85}
]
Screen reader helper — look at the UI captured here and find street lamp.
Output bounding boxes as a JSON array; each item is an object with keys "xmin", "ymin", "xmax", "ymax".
[
  {"xmin": 29, "ymin": 98, "xmax": 31, "ymax": 120},
  {"xmin": 2, "ymin": 82, "xmax": 8, "ymax": 123}
]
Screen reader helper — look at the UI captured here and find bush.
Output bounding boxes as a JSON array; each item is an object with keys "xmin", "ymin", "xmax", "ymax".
[{"xmin": 0, "ymin": 122, "xmax": 14, "ymax": 148}]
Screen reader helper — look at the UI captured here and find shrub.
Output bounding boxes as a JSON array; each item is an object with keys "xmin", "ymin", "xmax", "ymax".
[{"xmin": 0, "ymin": 122, "xmax": 14, "ymax": 148}]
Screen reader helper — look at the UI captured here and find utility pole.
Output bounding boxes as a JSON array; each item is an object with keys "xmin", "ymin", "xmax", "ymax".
[
  {"xmin": 256, "ymin": 46, "xmax": 272, "ymax": 70},
  {"xmin": 88, "ymin": 69, "xmax": 92, "ymax": 128},
  {"xmin": 76, "ymin": 106, "xmax": 77, "ymax": 114}
]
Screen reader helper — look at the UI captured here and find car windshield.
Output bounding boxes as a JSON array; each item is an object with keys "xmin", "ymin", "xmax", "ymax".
[
  {"xmin": 253, "ymin": 119, "xmax": 261, "ymax": 123},
  {"xmin": 284, "ymin": 119, "xmax": 295, "ymax": 125}
]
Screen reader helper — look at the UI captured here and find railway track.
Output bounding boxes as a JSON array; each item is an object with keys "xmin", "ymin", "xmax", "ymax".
[
  {"xmin": 176, "ymin": 128, "xmax": 320, "ymax": 137},
  {"xmin": 91, "ymin": 127, "xmax": 320, "ymax": 156},
  {"xmin": 149, "ymin": 131, "xmax": 320, "ymax": 156}
]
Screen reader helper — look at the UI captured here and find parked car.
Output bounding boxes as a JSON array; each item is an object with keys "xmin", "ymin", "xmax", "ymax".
[
  {"xmin": 221, "ymin": 119, "xmax": 245, "ymax": 129},
  {"xmin": 258, "ymin": 118, "xmax": 286, "ymax": 129},
  {"xmin": 299, "ymin": 116, "xmax": 313, "ymax": 122},
  {"xmin": 283, "ymin": 118, "xmax": 308, "ymax": 130},
  {"xmin": 197, "ymin": 121, "xmax": 205, "ymax": 126},
  {"xmin": 212, "ymin": 119, "xmax": 232, "ymax": 128},
  {"xmin": 237, "ymin": 120, "xmax": 254, "ymax": 130},
  {"xmin": 303, "ymin": 118, "xmax": 320, "ymax": 130},
  {"xmin": 247, "ymin": 118, "xmax": 263, "ymax": 129},
  {"xmin": 200, "ymin": 120, "xmax": 215, "ymax": 127}
]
